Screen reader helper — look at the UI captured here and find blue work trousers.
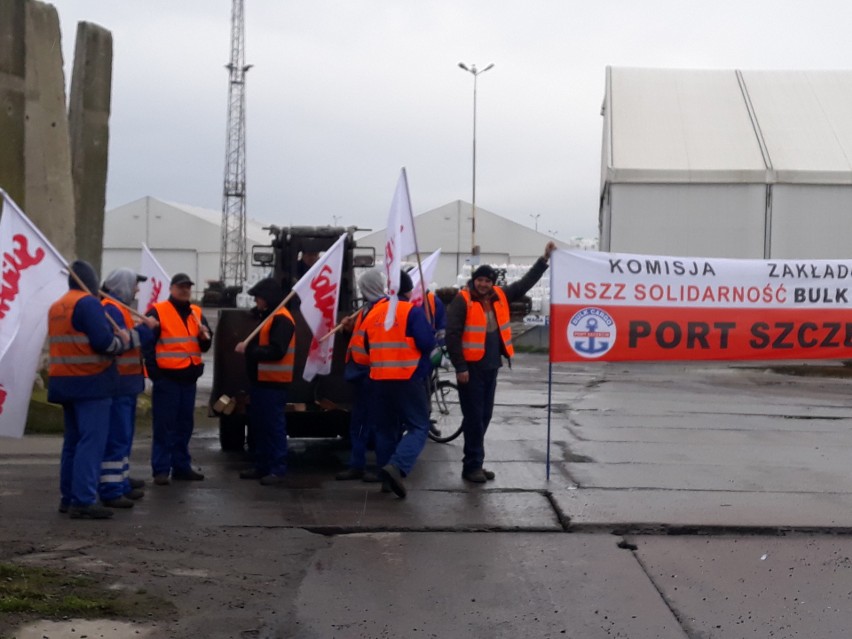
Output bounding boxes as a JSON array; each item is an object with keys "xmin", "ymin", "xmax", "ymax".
[
  {"xmin": 347, "ymin": 378, "xmax": 375, "ymax": 470},
  {"xmin": 99, "ymin": 393, "xmax": 137, "ymax": 500},
  {"xmin": 374, "ymin": 378, "xmax": 431, "ymax": 476},
  {"xmin": 247, "ymin": 385, "xmax": 288, "ymax": 476},
  {"xmin": 60, "ymin": 397, "xmax": 112, "ymax": 507},
  {"xmin": 457, "ymin": 366, "xmax": 499, "ymax": 473},
  {"xmin": 151, "ymin": 378, "xmax": 196, "ymax": 476}
]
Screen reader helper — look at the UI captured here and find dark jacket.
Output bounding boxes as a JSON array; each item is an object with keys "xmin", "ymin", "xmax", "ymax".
[
  {"xmin": 445, "ymin": 257, "xmax": 549, "ymax": 373},
  {"xmin": 243, "ymin": 307, "xmax": 295, "ymax": 388}
]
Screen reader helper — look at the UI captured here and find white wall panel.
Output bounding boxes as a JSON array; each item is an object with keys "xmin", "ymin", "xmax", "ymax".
[{"xmin": 770, "ymin": 185, "xmax": 852, "ymax": 258}]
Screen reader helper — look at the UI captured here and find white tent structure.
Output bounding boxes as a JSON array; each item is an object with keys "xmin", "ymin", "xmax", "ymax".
[
  {"xmin": 356, "ymin": 200, "xmax": 573, "ymax": 287},
  {"xmin": 600, "ymin": 67, "xmax": 852, "ymax": 258},
  {"xmin": 102, "ymin": 196, "xmax": 273, "ymax": 287}
]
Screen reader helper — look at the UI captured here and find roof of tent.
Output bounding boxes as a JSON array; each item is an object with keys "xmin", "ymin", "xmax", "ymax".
[{"xmin": 602, "ymin": 67, "xmax": 852, "ymax": 187}]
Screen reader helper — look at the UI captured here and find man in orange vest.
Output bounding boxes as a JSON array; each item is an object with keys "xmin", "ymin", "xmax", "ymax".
[
  {"xmin": 234, "ymin": 278, "xmax": 295, "ymax": 485},
  {"xmin": 362, "ymin": 270, "xmax": 436, "ymax": 498},
  {"xmin": 99, "ymin": 268, "xmax": 159, "ymax": 508},
  {"xmin": 144, "ymin": 273, "xmax": 213, "ymax": 485},
  {"xmin": 49, "ymin": 260, "xmax": 129, "ymax": 520},
  {"xmin": 445, "ymin": 242, "xmax": 556, "ymax": 483},
  {"xmin": 336, "ymin": 268, "xmax": 385, "ymax": 482}
]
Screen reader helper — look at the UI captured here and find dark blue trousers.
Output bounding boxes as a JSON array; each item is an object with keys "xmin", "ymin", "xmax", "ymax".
[
  {"xmin": 457, "ymin": 366, "xmax": 499, "ymax": 473},
  {"xmin": 151, "ymin": 378, "xmax": 196, "ymax": 476},
  {"xmin": 60, "ymin": 397, "xmax": 112, "ymax": 507},
  {"xmin": 248, "ymin": 386, "xmax": 288, "ymax": 476},
  {"xmin": 374, "ymin": 378, "xmax": 431, "ymax": 476},
  {"xmin": 99, "ymin": 393, "xmax": 136, "ymax": 500},
  {"xmin": 347, "ymin": 378, "xmax": 375, "ymax": 470}
]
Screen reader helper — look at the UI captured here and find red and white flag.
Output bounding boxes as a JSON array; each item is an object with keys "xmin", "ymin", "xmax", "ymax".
[
  {"xmin": 384, "ymin": 168, "xmax": 418, "ymax": 329},
  {"xmin": 292, "ymin": 233, "xmax": 346, "ymax": 382},
  {"xmin": 409, "ymin": 248, "xmax": 441, "ymax": 308},
  {"xmin": 138, "ymin": 243, "xmax": 170, "ymax": 313},
  {"xmin": 0, "ymin": 192, "xmax": 68, "ymax": 438}
]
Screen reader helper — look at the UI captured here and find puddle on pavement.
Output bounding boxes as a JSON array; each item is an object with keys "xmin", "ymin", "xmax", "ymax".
[{"xmin": 15, "ymin": 619, "xmax": 158, "ymax": 638}]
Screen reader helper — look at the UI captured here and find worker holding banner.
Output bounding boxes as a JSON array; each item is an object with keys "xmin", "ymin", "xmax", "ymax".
[
  {"xmin": 445, "ymin": 242, "xmax": 556, "ymax": 483},
  {"xmin": 234, "ymin": 277, "xmax": 295, "ymax": 485},
  {"xmin": 99, "ymin": 268, "xmax": 159, "ymax": 508},
  {"xmin": 49, "ymin": 261, "xmax": 129, "ymax": 520}
]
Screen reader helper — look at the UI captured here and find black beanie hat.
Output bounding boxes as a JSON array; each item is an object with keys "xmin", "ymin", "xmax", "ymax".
[
  {"xmin": 398, "ymin": 270, "xmax": 413, "ymax": 295},
  {"xmin": 472, "ymin": 264, "xmax": 497, "ymax": 282}
]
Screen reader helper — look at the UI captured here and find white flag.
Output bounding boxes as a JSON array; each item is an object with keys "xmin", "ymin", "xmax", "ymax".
[
  {"xmin": 138, "ymin": 243, "xmax": 170, "ymax": 313},
  {"xmin": 292, "ymin": 233, "xmax": 346, "ymax": 382},
  {"xmin": 383, "ymin": 168, "xmax": 418, "ymax": 329},
  {"xmin": 409, "ymin": 248, "xmax": 442, "ymax": 308},
  {"xmin": 0, "ymin": 192, "xmax": 68, "ymax": 438}
]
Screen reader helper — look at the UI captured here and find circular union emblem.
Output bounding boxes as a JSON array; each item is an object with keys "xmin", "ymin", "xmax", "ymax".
[{"xmin": 567, "ymin": 307, "xmax": 616, "ymax": 359}]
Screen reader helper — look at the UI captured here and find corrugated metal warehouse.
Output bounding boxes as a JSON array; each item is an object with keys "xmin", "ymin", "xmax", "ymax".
[{"xmin": 600, "ymin": 67, "xmax": 852, "ymax": 258}]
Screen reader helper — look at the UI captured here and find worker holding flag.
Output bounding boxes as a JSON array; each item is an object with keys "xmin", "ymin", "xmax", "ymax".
[{"xmin": 49, "ymin": 261, "xmax": 130, "ymax": 520}]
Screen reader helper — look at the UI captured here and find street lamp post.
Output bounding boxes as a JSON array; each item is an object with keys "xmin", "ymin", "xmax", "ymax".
[
  {"xmin": 530, "ymin": 213, "xmax": 541, "ymax": 231},
  {"xmin": 458, "ymin": 61, "xmax": 494, "ymax": 262}
]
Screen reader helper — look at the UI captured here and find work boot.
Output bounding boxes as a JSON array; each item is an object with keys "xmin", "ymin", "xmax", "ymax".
[
  {"xmin": 128, "ymin": 477, "xmax": 146, "ymax": 489},
  {"xmin": 69, "ymin": 504, "xmax": 114, "ymax": 520},
  {"xmin": 362, "ymin": 471, "xmax": 381, "ymax": 483},
  {"xmin": 335, "ymin": 467, "xmax": 364, "ymax": 481},
  {"xmin": 153, "ymin": 474, "xmax": 171, "ymax": 486},
  {"xmin": 172, "ymin": 469, "xmax": 205, "ymax": 481},
  {"xmin": 102, "ymin": 496, "xmax": 135, "ymax": 509},
  {"xmin": 380, "ymin": 482, "xmax": 392, "ymax": 494},
  {"xmin": 124, "ymin": 488, "xmax": 145, "ymax": 500},
  {"xmin": 239, "ymin": 469, "xmax": 263, "ymax": 480},
  {"xmin": 462, "ymin": 468, "xmax": 488, "ymax": 483},
  {"xmin": 381, "ymin": 464, "xmax": 406, "ymax": 498},
  {"xmin": 482, "ymin": 468, "xmax": 496, "ymax": 481},
  {"xmin": 58, "ymin": 500, "xmax": 69, "ymax": 514},
  {"xmin": 259, "ymin": 474, "xmax": 286, "ymax": 486}
]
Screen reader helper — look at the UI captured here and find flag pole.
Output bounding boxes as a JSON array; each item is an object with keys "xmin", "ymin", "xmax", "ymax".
[
  {"xmin": 100, "ymin": 289, "xmax": 148, "ymax": 321},
  {"xmin": 401, "ymin": 168, "xmax": 434, "ymax": 326},
  {"xmin": 546, "ymin": 359, "xmax": 553, "ymax": 482}
]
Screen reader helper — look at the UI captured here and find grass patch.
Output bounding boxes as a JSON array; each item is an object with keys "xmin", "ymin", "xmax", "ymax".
[
  {"xmin": 25, "ymin": 389, "xmax": 155, "ymax": 436},
  {"xmin": 0, "ymin": 562, "xmax": 172, "ymax": 622}
]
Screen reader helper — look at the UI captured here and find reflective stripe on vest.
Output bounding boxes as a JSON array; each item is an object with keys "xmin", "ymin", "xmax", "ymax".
[
  {"xmin": 153, "ymin": 301, "xmax": 202, "ymax": 369},
  {"xmin": 460, "ymin": 286, "xmax": 515, "ymax": 361},
  {"xmin": 256, "ymin": 307, "xmax": 296, "ymax": 383},
  {"xmin": 102, "ymin": 299, "xmax": 143, "ymax": 376},
  {"xmin": 48, "ymin": 290, "xmax": 113, "ymax": 377},
  {"xmin": 346, "ymin": 307, "xmax": 370, "ymax": 365},
  {"xmin": 363, "ymin": 299, "xmax": 420, "ymax": 380}
]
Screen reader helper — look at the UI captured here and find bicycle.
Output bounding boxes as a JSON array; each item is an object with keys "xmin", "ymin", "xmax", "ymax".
[{"xmin": 427, "ymin": 348, "xmax": 463, "ymax": 443}]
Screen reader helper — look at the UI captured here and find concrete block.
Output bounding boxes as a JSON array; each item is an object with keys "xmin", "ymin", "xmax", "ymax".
[
  {"xmin": 0, "ymin": 0, "xmax": 26, "ymax": 206},
  {"xmin": 69, "ymin": 20, "xmax": 112, "ymax": 275},
  {"xmin": 24, "ymin": 0, "xmax": 75, "ymax": 258}
]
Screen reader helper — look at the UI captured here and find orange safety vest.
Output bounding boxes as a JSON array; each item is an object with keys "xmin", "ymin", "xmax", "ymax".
[
  {"xmin": 153, "ymin": 300, "xmax": 203, "ymax": 369},
  {"xmin": 346, "ymin": 307, "xmax": 370, "ymax": 366},
  {"xmin": 364, "ymin": 299, "xmax": 420, "ymax": 380},
  {"xmin": 460, "ymin": 286, "xmax": 514, "ymax": 362},
  {"xmin": 256, "ymin": 307, "xmax": 296, "ymax": 383},
  {"xmin": 102, "ymin": 298, "xmax": 143, "ymax": 377},
  {"xmin": 48, "ymin": 290, "xmax": 113, "ymax": 377}
]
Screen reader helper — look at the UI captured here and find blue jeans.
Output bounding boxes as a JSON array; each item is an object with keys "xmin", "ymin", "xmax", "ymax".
[
  {"xmin": 457, "ymin": 366, "xmax": 499, "ymax": 473},
  {"xmin": 248, "ymin": 385, "xmax": 288, "ymax": 476},
  {"xmin": 151, "ymin": 378, "xmax": 196, "ymax": 476},
  {"xmin": 60, "ymin": 397, "xmax": 112, "ymax": 507},
  {"xmin": 374, "ymin": 378, "xmax": 431, "ymax": 476},
  {"xmin": 99, "ymin": 393, "xmax": 136, "ymax": 500}
]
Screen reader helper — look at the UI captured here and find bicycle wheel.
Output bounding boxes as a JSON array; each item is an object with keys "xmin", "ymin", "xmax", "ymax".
[{"xmin": 428, "ymin": 380, "xmax": 463, "ymax": 443}]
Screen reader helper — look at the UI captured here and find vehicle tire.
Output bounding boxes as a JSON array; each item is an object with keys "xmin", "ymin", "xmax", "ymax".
[
  {"xmin": 428, "ymin": 380, "xmax": 463, "ymax": 444},
  {"xmin": 219, "ymin": 414, "xmax": 247, "ymax": 451}
]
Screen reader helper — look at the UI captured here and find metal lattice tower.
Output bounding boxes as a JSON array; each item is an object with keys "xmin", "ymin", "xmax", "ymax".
[{"xmin": 219, "ymin": 0, "xmax": 251, "ymax": 286}]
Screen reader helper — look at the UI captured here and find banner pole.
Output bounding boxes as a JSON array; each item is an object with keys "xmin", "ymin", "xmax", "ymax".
[{"xmin": 546, "ymin": 359, "xmax": 553, "ymax": 481}]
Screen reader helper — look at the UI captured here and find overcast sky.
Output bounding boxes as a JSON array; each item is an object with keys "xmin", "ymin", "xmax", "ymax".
[{"xmin": 50, "ymin": 0, "xmax": 852, "ymax": 241}]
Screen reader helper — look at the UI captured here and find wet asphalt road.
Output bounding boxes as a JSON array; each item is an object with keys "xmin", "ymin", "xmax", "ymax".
[{"xmin": 4, "ymin": 352, "xmax": 852, "ymax": 637}]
